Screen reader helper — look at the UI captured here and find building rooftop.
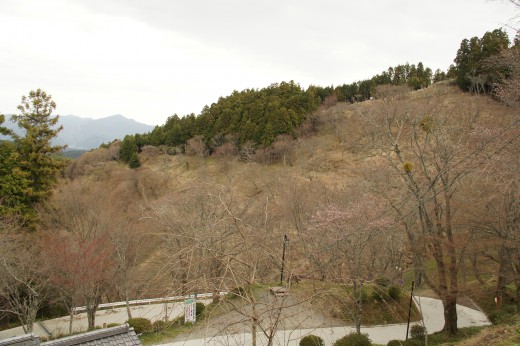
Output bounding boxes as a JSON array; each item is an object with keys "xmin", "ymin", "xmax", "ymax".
[
  {"xmin": 0, "ymin": 324, "xmax": 140, "ymax": 346},
  {"xmin": 42, "ymin": 324, "xmax": 140, "ymax": 346},
  {"xmin": 0, "ymin": 334, "xmax": 41, "ymax": 346}
]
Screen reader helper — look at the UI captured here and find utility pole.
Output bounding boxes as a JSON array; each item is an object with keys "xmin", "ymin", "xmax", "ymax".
[{"xmin": 279, "ymin": 234, "xmax": 289, "ymax": 285}]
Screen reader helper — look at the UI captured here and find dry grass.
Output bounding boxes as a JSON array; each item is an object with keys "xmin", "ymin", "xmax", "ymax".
[
  {"xmin": 64, "ymin": 83, "xmax": 517, "ymax": 343},
  {"xmin": 455, "ymin": 324, "xmax": 520, "ymax": 346},
  {"xmin": 291, "ymin": 281, "xmax": 421, "ymax": 325}
]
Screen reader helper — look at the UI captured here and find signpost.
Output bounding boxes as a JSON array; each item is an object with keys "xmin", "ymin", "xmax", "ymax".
[{"xmin": 184, "ymin": 298, "xmax": 196, "ymax": 323}]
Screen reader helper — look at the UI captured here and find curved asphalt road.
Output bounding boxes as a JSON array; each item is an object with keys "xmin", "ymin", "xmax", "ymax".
[
  {"xmin": 157, "ymin": 296, "xmax": 490, "ymax": 346},
  {"xmin": 0, "ymin": 296, "xmax": 490, "ymax": 345}
]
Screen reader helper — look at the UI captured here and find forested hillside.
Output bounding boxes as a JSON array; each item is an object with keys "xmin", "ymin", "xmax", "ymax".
[
  {"xmin": 0, "ymin": 27, "xmax": 519, "ymax": 345},
  {"xmin": 116, "ymin": 60, "xmax": 440, "ymax": 168}
]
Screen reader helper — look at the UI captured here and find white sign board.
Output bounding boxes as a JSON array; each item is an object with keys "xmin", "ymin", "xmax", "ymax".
[{"xmin": 184, "ymin": 298, "xmax": 196, "ymax": 323}]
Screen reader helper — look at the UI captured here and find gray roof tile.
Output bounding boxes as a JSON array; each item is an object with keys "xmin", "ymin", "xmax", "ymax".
[
  {"xmin": 0, "ymin": 334, "xmax": 40, "ymax": 346},
  {"xmin": 41, "ymin": 325, "xmax": 140, "ymax": 346}
]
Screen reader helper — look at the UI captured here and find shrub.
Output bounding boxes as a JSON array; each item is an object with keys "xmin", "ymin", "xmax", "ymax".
[
  {"xmin": 502, "ymin": 304, "xmax": 517, "ymax": 314},
  {"xmin": 352, "ymin": 287, "xmax": 370, "ymax": 303},
  {"xmin": 375, "ymin": 277, "xmax": 391, "ymax": 287},
  {"xmin": 403, "ymin": 162, "xmax": 414, "ymax": 172},
  {"xmin": 488, "ymin": 310, "xmax": 515, "ymax": 325},
  {"xmin": 196, "ymin": 302, "xmax": 205, "ymax": 317},
  {"xmin": 386, "ymin": 340, "xmax": 402, "ymax": 346},
  {"xmin": 128, "ymin": 152, "xmax": 141, "ymax": 168},
  {"xmin": 106, "ymin": 323, "xmax": 120, "ymax": 328},
  {"xmin": 402, "ymin": 339, "xmax": 424, "ymax": 346},
  {"xmin": 372, "ymin": 287, "xmax": 384, "ymax": 301},
  {"xmin": 152, "ymin": 320, "xmax": 166, "ymax": 332},
  {"xmin": 388, "ymin": 285, "xmax": 402, "ymax": 300},
  {"xmin": 127, "ymin": 317, "xmax": 153, "ymax": 334},
  {"xmin": 409, "ymin": 324, "xmax": 426, "ymax": 340},
  {"xmin": 333, "ymin": 332, "xmax": 372, "ymax": 346},
  {"xmin": 300, "ymin": 335, "xmax": 325, "ymax": 346},
  {"xmin": 419, "ymin": 116, "xmax": 434, "ymax": 133},
  {"xmin": 169, "ymin": 316, "xmax": 184, "ymax": 328}
]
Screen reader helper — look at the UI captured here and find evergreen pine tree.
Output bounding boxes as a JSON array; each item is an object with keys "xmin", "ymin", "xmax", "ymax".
[
  {"xmin": 6, "ymin": 90, "xmax": 66, "ymax": 225},
  {"xmin": 128, "ymin": 152, "xmax": 141, "ymax": 169},
  {"xmin": 119, "ymin": 135, "xmax": 138, "ymax": 163}
]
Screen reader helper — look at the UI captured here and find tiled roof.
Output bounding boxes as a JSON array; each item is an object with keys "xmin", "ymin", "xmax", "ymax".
[
  {"xmin": 41, "ymin": 324, "xmax": 141, "ymax": 346},
  {"xmin": 0, "ymin": 334, "xmax": 41, "ymax": 346}
]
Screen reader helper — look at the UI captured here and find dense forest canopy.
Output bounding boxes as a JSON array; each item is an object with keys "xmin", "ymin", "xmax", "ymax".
[
  {"xmin": 454, "ymin": 28, "xmax": 514, "ymax": 93},
  {"xmin": 153, "ymin": 80, "xmax": 318, "ymax": 148},
  {"xmin": 118, "ymin": 60, "xmax": 441, "ymax": 166}
]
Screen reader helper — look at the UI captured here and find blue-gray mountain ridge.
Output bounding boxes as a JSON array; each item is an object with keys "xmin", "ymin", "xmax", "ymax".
[{"xmin": 1, "ymin": 114, "xmax": 154, "ymax": 150}]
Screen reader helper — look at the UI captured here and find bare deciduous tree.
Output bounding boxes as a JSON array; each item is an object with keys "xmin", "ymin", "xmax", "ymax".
[
  {"xmin": 147, "ymin": 174, "xmax": 323, "ymax": 346},
  {"xmin": 41, "ymin": 180, "xmax": 118, "ymax": 330},
  {"xmin": 357, "ymin": 94, "xmax": 485, "ymax": 335},
  {"xmin": 304, "ymin": 192, "xmax": 393, "ymax": 333},
  {"xmin": 0, "ymin": 227, "xmax": 49, "ymax": 333}
]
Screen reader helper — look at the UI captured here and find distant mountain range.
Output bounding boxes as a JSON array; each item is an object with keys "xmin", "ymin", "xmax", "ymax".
[{"xmin": 1, "ymin": 114, "xmax": 155, "ymax": 150}]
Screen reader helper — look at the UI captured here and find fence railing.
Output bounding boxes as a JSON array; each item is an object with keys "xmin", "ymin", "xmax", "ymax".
[{"xmin": 73, "ymin": 291, "xmax": 228, "ymax": 313}]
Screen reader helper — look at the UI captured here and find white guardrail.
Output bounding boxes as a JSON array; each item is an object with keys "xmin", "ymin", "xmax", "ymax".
[{"xmin": 72, "ymin": 291, "xmax": 228, "ymax": 314}]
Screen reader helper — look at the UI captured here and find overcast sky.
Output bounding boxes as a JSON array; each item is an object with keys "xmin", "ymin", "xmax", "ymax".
[{"xmin": 0, "ymin": 0, "xmax": 516, "ymax": 126}]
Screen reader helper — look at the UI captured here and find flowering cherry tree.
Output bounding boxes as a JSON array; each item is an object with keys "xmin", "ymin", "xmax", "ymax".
[{"xmin": 300, "ymin": 193, "xmax": 394, "ymax": 333}]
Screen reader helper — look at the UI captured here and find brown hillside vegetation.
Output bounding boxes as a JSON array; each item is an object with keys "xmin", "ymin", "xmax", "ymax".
[{"xmin": 40, "ymin": 83, "xmax": 518, "ymax": 338}]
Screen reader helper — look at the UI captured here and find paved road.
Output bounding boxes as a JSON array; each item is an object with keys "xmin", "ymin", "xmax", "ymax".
[
  {"xmin": 0, "ymin": 300, "xmax": 212, "ymax": 340},
  {"xmin": 0, "ymin": 296, "xmax": 490, "ymax": 345},
  {"xmin": 156, "ymin": 297, "xmax": 491, "ymax": 346}
]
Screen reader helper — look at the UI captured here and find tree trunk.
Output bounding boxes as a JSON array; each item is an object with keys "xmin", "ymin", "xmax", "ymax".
[
  {"xmin": 414, "ymin": 265, "xmax": 424, "ymax": 288},
  {"xmin": 353, "ymin": 279, "xmax": 362, "ymax": 334},
  {"xmin": 442, "ymin": 294, "xmax": 458, "ymax": 336},
  {"xmin": 20, "ymin": 319, "xmax": 28, "ymax": 334},
  {"xmin": 21, "ymin": 309, "xmax": 36, "ymax": 333},
  {"xmin": 514, "ymin": 257, "xmax": 520, "ymax": 313},
  {"xmin": 64, "ymin": 295, "xmax": 75, "ymax": 334},
  {"xmin": 69, "ymin": 312, "xmax": 74, "ymax": 334},
  {"xmin": 460, "ymin": 255, "xmax": 467, "ymax": 285},
  {"xmin": 125, "ymin": 286, "xmax": 132, "ymax": 320},
  {"xmin": 516, "ymin": 277, "xmax": 520, "ymax": 313},
  {"xmin": 496, "ymin": 247, "xmax": 509, "ymax": 307},
  {"xmin": 471, "ymin": 253, "xmax": 485, "ymax": 285},
  {"xmin": 86, "ymin": 296, "xmax": 99, "ymax": 330},
  {"xmin": 86, "ymin": 306, "xmax": 96, "ymax": 330},
  {"xmin": 251, "ymin": 317, "xmax": 257, "ymax": 346},
  {"xmin": 249, "ymin": 284, "xmax": 257, "ymax": 346}
]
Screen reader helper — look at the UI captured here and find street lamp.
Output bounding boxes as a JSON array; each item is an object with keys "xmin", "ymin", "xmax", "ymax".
[{"xmin": 280, "ymin": 234, "xmax": 289, "ymax": 285}]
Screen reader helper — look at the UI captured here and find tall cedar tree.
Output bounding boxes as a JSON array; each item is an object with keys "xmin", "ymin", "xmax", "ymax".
[
  {"xmin": 0, "ymin": 141, "xmax": 32, "ymax": 218},
  {"xmin": 1, "ymin": 114, "xmax": 32, "ymax": 217},
  {"xmin": 9, "ymin": 89, "xmax": 66, "ymax": 225},
  {"xmin": 454, "ymin": 29, "xmax": 510, "ymax": 92}
]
